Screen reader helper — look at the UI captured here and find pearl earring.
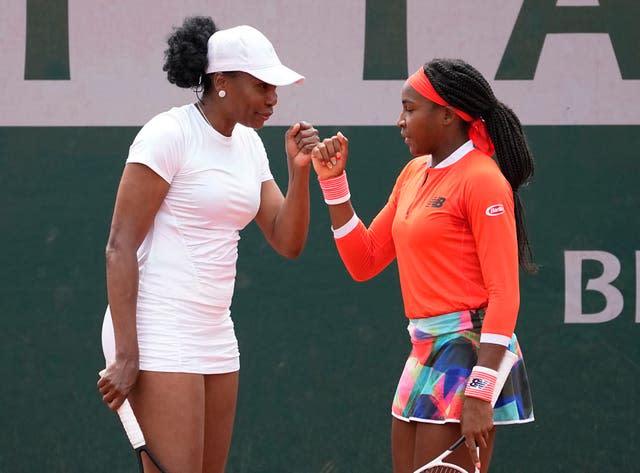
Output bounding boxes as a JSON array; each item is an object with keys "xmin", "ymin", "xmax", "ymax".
[{"xmin": 218, "ymin": 90, "xmax": 226, "ymax": 98}]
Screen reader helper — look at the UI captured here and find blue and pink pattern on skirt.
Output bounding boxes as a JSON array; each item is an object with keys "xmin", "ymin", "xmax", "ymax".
[{"xmin": 392, "ymin": 309, "xmax": 534, "ymax": 424}]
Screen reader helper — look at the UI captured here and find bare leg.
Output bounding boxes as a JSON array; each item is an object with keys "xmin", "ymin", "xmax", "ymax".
[
  {"xmin": 128, "ymin": 371, "xmax": 205, "ymax": 473},
  {"xmin": 391, "ymin": 417, "xmax": 417, "ymax": 473},
  {"xmin": 413, "ymin": 423, "xmax": 495, "ymax": 473},
  {"xmin": 202, "ymin": 371, "xmax": 239, "ymax": 473}
]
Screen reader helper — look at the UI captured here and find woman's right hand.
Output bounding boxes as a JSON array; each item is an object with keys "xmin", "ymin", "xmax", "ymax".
[
  {"xmin": 100, "ymin": 163, "xmax": 168, "ymax": 412},
  {"xmin": 97, "ymin": 357, "xmax": 139, "ymax": 412},
  {"xmin": 311, "ymin": 131, "xmax": 349, "ymax": 181}
]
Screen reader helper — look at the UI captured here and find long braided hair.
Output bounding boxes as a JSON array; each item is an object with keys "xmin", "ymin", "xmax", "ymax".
[{"xmin": 423, "ymin": 58, "xmax": 537, "ymax": 273}]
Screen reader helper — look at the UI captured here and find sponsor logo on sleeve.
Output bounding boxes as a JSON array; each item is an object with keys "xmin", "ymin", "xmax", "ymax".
[{"xmin": 485, "ymin": 204, "xmax": 505, "ymax": 216}]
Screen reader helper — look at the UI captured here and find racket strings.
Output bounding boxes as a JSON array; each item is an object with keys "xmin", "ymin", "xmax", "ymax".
[{"xmin": 426, "ymin": 465, "xmax": 468, "ymax": 473}]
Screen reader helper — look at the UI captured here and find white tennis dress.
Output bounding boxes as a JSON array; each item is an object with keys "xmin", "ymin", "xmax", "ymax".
[{"xmin": 102, "ymin": 104, "xmax": 273, "ymax": 373}]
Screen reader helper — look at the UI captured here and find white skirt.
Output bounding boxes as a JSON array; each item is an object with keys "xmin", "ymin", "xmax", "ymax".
[{"xmin": 101, "ymin": 289, "xmax": 240, "ymax": 374}]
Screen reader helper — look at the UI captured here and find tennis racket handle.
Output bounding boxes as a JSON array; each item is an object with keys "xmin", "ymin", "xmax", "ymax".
[
  {"xmin": 117, "ymin": 398, "xmax": 146, "ymax": 449},
  {"xmin": 491, "ymin": 349, "xmax": 519, "ymax": 406},
  {"xmin": 98, "ymin": 369, "xmax": 146, "ymax": 448}
]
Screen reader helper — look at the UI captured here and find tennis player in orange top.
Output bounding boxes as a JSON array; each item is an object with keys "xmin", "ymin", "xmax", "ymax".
[{"xmin": 311, "ymin": 58, "xmax": 535, "ymax": 473}]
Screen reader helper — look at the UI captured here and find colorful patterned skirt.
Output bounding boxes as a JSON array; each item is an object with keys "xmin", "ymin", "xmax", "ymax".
[{"xmin": 392, "ymin": 309, "xmax": 534, "ymax": 424}]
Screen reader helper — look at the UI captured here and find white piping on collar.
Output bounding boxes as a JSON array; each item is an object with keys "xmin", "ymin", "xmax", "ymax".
[{"xmin": 430, "ymin": 140, "xmax": 475, "ymax": 169}]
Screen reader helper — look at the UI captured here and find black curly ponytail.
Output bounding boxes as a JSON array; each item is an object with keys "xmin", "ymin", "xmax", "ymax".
[
  {"xmin": 162, "ymin": 16, "xmax": 217, "ymax": 92},
  {"xmin": 424, "ymin": 58, "xmax": 538, "ymax": 273}
]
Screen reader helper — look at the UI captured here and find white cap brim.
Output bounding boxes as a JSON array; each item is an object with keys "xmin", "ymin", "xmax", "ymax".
[{"xmin": 246, "ymin": 64, "xmax": 304, "ymax": 86}]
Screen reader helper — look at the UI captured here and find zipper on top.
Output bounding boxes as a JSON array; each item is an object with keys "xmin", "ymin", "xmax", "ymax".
[{"xmin": 404, "ymin": 170, "xmax": 430, "ymax": 218}]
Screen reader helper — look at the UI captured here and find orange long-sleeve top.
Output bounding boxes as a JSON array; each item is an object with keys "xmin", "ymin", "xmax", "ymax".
[{"xmin": 334, "ymin": 143, "xmax": 520, "ymax": 344}]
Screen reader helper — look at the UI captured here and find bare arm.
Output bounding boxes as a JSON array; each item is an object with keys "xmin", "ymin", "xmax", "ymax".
[
  {"xmin": 254, "ymin": 122, "xmax": 318, "ymax": 259},
  {"xmin": 97, "ymin": 163, "xmax": 169, "ymax": 411}
]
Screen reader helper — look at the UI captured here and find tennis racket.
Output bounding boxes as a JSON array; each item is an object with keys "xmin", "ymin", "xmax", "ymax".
[
  {"xmin": 414, "ymin": 436, "xmax": 477, "ymax": 473},
  {"xmin": 99, "ymin": 370, "xmax": 171, "ymax": 473},
  {"xmin": 413, "ymin": 350, "xmax": 520, "ymax": 473}
]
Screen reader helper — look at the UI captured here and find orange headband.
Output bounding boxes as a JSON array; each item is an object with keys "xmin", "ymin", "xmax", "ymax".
[{"xmin": 407, "ymin": 68, "xmax": 495, "ymax": 156}]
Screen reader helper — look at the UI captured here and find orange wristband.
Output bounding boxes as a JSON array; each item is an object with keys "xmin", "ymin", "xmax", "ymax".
[
  {"xmin": 318, "ymin": 171, "xmax": 350, "ymax": 205},
  {"xmin": 464, "ymin": 366, "xmax": 498, "ymax": 403}
]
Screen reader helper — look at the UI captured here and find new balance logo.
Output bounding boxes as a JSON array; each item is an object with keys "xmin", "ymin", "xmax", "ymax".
[
  {"xmin": 427, "ymin": 196, "xmax": 446, "ymax": 208},
  {"xmin": 468, "ymin": 378, "xmax": 489, "ymax": 389}
]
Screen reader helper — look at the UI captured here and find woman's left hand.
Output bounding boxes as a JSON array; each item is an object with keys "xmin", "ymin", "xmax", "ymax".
[
  {"xmin": 460, "ymin": 397, "xmax": 494, "ymax": 470},
  {"xmin": 285, "ymin": 121, "xmax": 319, "ymax": 167}
]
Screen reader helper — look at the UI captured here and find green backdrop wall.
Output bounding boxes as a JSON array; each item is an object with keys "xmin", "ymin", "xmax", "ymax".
[{"xmin": 1, "ymin": 125, "xmax": 638, "ymax": 472}]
